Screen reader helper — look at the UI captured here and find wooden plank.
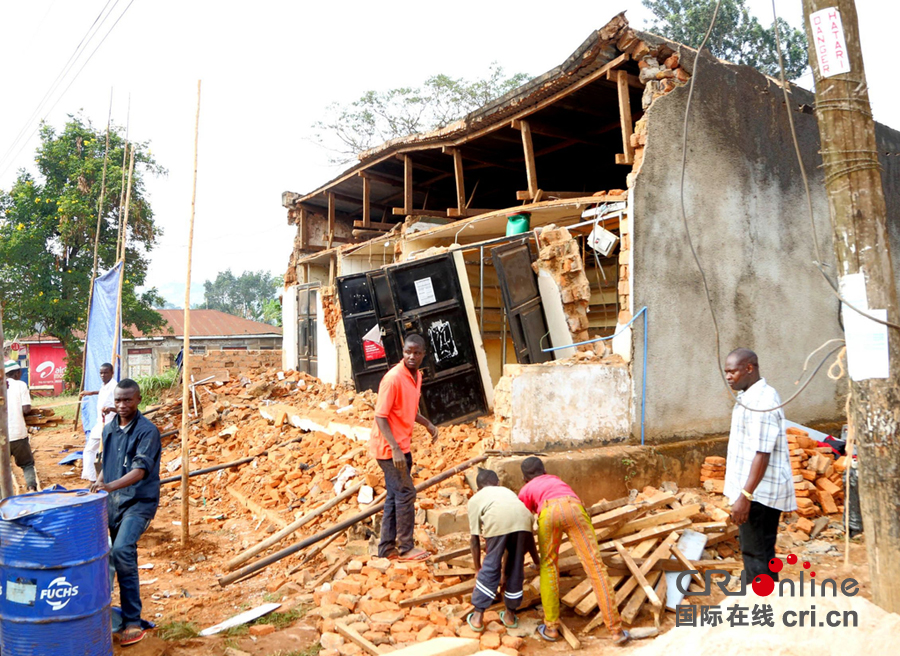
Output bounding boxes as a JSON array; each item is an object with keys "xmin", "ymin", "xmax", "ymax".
[
  {"xmin": 652, "ymin": 572, "xmax": 667, "ymax": 628},
  {"xmin": 611, "ymin": 504, "xmax": 701, "ymax": 538},
  {"xmin": 450, "ymin": 148, "xmax": 466, "ymax": 215},
  {"xmin": 336, "ymin": 622, "xmax": 383, "ymax": 656},
  {"xmin": 391, "ymin": 208, "xmax": 445, "ymax": 217},
  {"xmin": 691, "ymin": 521, "xmax": 728, "ymax": 534},
  {"xmin": 575, "ymin": 538, "xmax": 658, "ymax": 617},
  {"xmin": 621, "ymin": 570, "xmax": 662, "ymax": 624},
  {"xmin": 432, "ymin": 546, "xmax": 472, "ymax": 563},
  {"xmin": 614, "ymin": 533, "xmax": 678, "ymax": 606},
  {"xmin": 309, "ymin": 554, "xmax": 351, "ymax": 590},
  {"xmin": 519, "ymin": 120, "xmax": 538, "ymax": 198},
  {"xmin": 588, "ymin": 496, "xmax": 631, "ymax": 516},
  {"xmin": 327, "ymin": 192, "xmax": 335, "ymax": 249},
  {"xmin": 606, "ymin": 68, "xmax": 643, "ymax": 89},
  {"xmin": 403, "ymin": 154, "xmax": 413, "ymax": 214},
  {"xmin": 613, "ymin": 541, "xmax": 662, "ymax": 619},
  {"xmin": 598, "ymin": 519, "xmax": 691, "ymax": 551},
  {"xmin": 516, "ymin": 190, "xmax": 600, "ymax": 201},
  {"xmin": 358, "ymin": 170, "xmax": 403, "ymax": 188},
  {"xmin": 447, "ymin": 207, "xmax": 491, "ymax": 218},
  {"xmin": 559, "ymin": 621, "xmax": 581, "ymax": 650},
  {"xmin": 362, "ymin": 175, "xmax": 371, "ymax": 228},
  {"xmin": 704, "ymin": 525, "xmax": 739, "ymax": 546},
  {"xmin": 670, "ymin": 545, "xmax": 705, "ymax": 587},
  {"xmin": 433, "ymin": 568, "xmax": 476, "ymax": 577},
  {"xmin": 616, "ymin": 69, "xmax": 634, "ymax": 166},
  {"xmin": 592, "ymin": 504, "xmax": 641, "ymax": 529},
  {"xmin": 352, "ymin": 220, "xmax": 398, "ymax": 230},
  {"xmin": 226, "ymin": 486, "xmax": 287, "ymax": 529},
  {"xmin": 562, "ymin": 578, "xmax": 594, "ymax": 608}
]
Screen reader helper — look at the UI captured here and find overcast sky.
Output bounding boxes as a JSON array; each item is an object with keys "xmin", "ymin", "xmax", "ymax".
[{"xmin": 1, "ymin": 1, "xmax": 896, "ymax": 307}]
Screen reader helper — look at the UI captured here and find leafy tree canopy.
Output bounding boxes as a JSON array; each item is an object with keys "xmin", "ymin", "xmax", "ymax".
[
  {"xmin": 313, "ymin": 63, "xmax": 530, "ymax": 163},
  {"xmin": 643, "ymin": 0, "xmax": 809, "ymax": 80},
  {"xmin": 0, "ymin": 113, "xmax": 166, "ymax": 377},
  {"xmin": 201, "ymin": 269, "xmax": 281, "ymax": 325}
]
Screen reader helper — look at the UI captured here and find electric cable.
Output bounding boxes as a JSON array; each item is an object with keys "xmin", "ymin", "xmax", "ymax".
[
  {"xmin": 677, "ymin": 0, "xmax": 846, "ymax": 412},
  {"xmin": 770, "ymin": 0, "xmax": 900, "ymax": 331}
]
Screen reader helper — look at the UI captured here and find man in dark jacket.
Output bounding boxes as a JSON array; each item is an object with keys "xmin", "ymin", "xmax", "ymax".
[{"xmin": 91, "ymin": 378, "xmax": 161, "ymax": 647}]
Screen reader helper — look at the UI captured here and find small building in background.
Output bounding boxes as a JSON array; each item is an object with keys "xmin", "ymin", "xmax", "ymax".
[{"xmin": 122, "ymin": 309, "xmax": 282, "ymax": 378}]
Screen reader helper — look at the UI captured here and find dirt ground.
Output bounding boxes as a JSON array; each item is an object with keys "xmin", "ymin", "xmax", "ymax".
[{"xmin": 21, "ymin": 424, "xmax": 874, "ymax": 656}]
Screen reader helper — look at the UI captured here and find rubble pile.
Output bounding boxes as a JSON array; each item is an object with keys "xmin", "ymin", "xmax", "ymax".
[
  {"xmin": 786, "ymin": 427, "xmax": 845, "ymax": 526},
  {"xmin": 25, "ymin": 407, "xmax": 62, "ymax": 428},
  {"xmin": 700, "ymin": 456, "xmax": 726, "ymax": 493}
]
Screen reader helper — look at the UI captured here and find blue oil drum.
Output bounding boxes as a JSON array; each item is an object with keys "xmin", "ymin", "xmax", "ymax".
[{"xmin": 0, "ymin": 489, "xmax": 111, "ymax": 655}]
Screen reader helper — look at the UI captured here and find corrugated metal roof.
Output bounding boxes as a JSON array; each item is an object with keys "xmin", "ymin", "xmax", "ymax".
[{"xmin": 130, "ymin": 310, "xmax": 282, "ymax": 338}]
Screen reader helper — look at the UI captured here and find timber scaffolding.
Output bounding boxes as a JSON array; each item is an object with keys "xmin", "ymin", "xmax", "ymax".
[{"xmin": 281, "ymin": 13, "xmax": 699, "ymax": 383}]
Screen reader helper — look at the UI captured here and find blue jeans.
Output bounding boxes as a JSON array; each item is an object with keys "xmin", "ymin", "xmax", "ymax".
[
  {"xmin": 377, "ymin": 452, "xmax": 415, "ymax": 558},
  {"xmin": 109, "ymin": 501, "xmax": 156, "ymax": 625}
]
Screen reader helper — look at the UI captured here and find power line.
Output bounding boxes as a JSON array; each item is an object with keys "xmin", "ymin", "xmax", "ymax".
[
  {"xmin": 676, "ymin": 0, "xmax": 845, "ymax": 413},
  {"xmin": 0, "ymin": 0, "xmax": 136, "ymax": 179}
]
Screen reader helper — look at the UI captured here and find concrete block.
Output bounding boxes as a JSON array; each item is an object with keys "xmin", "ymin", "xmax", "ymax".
[
  {"xmin": 387, "ymin": 637, "xmax": 480, "ymax": 656},
  {"xmin": 426, "ymin": 508, "xmax": 469, "ymax": 536}
]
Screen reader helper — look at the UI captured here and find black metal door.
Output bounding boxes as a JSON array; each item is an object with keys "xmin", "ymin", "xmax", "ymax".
[
  {"xmin": 297, "ymin": 284, "xmax": 318, "ymax": 376},
  {"xmin": 491, "ymin": 240, "xmax": 553, "ymax": 364},
  {"xmin": 385, "ymin": 253, "xmax": 488, "ymax": 425},
  {"xmin": 336, "ymin": 273, "xmax": 390, "ymax": 392}
]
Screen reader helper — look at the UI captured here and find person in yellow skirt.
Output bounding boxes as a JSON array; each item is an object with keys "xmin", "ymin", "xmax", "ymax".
[{"xmin": 517, "ymin": 457, "xmax": 630, "ymax": 646}]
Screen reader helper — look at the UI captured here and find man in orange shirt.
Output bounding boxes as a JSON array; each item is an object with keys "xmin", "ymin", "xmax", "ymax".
[{"xmin": 370, "ymin": 334, "xmax": 438, "ymax": 561}]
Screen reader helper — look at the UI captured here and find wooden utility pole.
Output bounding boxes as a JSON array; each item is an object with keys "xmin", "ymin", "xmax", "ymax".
[
  {"xmin": 802, "ymin": 0, "xmax": 900, "ymax": 612},
  {"xmin": 0, "ymin": 306, "xmax": 15, "ymax": 499},
  {"xmin": 181, "ymin": 80, "xmax": 202, "ymax": 545}
]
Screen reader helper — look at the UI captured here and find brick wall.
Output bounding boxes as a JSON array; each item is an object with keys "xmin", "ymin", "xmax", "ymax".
[{"xmin": 189, "ymin": 350, "xmax": 282, "ymax": 379}]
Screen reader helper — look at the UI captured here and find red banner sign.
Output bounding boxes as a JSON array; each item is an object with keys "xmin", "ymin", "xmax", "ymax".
[{"xmin": 29, "ymin": 343, "xmax": 68, "ymax": 395}]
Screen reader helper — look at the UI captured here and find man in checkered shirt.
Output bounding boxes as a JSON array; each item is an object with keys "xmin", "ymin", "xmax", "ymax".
[{"xmin": 723, "ymin": 348, "xmax": 797, "ymax": 582}]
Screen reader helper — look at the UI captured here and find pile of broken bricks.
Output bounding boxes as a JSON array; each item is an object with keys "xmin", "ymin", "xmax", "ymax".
[{"xmin": 301, "ymin": 485, "xmax": 742, "ymax": 656}]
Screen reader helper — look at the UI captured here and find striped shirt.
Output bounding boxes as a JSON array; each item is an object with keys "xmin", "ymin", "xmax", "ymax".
[{"xmin": 723, "ymin": 378, "xmax": 797, "ymax": 512}]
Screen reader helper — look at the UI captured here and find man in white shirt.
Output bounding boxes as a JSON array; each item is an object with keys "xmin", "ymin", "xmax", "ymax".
[
  {"xmin": 723, "ymin": 348, "xmax": 797, "ymax": 583},
  {"xmin": 4, "ymin": 360, "xmax": 37, "ymax": 491},
  {"xmin": 79, "ymin": 362, "xmax": 116, "ymax": 482}
]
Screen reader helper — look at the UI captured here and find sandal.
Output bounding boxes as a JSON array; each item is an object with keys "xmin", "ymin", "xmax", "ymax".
[
  {"xmin": 614, "ymin": 629, "xmax": 632, "ymax": 646},
  {"xmin": 466, "ymin": 612, "xmax": 485, "ymax": 633},
  {"xmin": 121, "ymin": 625, "xmax": 146, "ymax": 646},
  {"xmin": 499, "ymin": 610, "xmax": 518, "ymax": 629},
  {"xmin": 399, "ymin": 547, "xmax": 430, "ymax": 562},
  {"xmin": 538, "ymin": 624, "xmax": 559, "ymax": 642}
]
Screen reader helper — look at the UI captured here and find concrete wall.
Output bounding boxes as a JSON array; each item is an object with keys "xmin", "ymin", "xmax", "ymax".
[
  {"xmin": 497, "ymin": 362, "xmax": 631, "ymax": 451},
  {"xmin": 632, "ymin": 57, "xmax": 848, "ymax": 440}
]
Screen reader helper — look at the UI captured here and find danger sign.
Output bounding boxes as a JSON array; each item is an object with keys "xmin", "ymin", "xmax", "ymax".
[{"xmin": 810, "ymin": 7, "xmax": 851, "ymax": 78}]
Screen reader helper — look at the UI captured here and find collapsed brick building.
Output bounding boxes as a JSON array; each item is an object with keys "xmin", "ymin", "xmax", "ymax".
[{"xmin": 278, "ymin": 13, "xmax": 900, "ymax": 497}]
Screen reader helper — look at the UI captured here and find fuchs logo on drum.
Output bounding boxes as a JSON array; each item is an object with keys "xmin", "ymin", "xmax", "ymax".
[{"xmin": 40, "ymin": 577, "xmax": 79, "ymax": 611}]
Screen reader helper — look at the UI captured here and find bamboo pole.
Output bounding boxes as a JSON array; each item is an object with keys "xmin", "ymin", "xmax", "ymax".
[
  {"xmin": 219, "ymin": 453, "xmax": 489, "ymax": 587},
  {"xmin": 226, "ymin": 482, "xmax": 362, "ymax": 571},
  {"xmin": 116, "ymin": 96, "xmax": 130, "ymax": 256},
  {"xmin": 74, "ymin": 91, "xmax": 114, "ymax": 428},
  {"xmin": 0, "ymin": 306, "xmax": 15, "ymax": 499},
  {"xmin": 110, "ymin": 149, "xmax": 135, "ymax": 371},
  {"xmin": 181, "ymin": 80, "xmax": 202, "ymax": 546}
]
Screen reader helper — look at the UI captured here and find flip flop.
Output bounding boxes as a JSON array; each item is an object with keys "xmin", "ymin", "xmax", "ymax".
[
  {"xmin": 538, "ymin": 624, "xmax": 559, "ymax": 642},
  {"xmin": 499, "ymin": 610, "xmax": 518, "ymax": 629},
  {"xmin": 399, "ymin": 547, "xmax": 430, "ymax": 562},
  {"xmin": 614, "ymin": 629, "xmax": 632, "ymax": 646},
  {"xmin": 120, "ymin": 626, "xmax": 146, "ymax": 646},
  {"xmin": 466, "ymin": 612, "xmax": 485, "ymax": 633}
]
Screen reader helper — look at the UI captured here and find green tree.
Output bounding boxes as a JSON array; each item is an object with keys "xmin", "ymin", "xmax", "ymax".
[
  {"xmin": 313, "ymin": 63, "xmax": 530, "ymax": 163},
  {"xmin": 202, "ymin": 270, "xmax": 280, "ymax": 324},
  {"xmin": 643, "ymin": 0, "xmax": 809, "ymax": 79},
  {"xmin": 0, "ymin": 114, "xmax": 166, "ymax": 382}
]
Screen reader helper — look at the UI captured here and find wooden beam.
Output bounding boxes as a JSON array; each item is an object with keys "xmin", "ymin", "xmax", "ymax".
[
  {"xmin": 450, "ymin": 148, "xmax": 466, "ymax": 217},
  {"xmin": 352, "ymin": 220, "xmax": 398, "ymax": 230},
  {"xmin": 391, "ymin": 208, "xmax": 446, "ymax": 217},
  {"xmin": 403, "ymin": 155, "xmax": 413, "ymax": 215},
  {"xmin": 336, "ymin": 622, "xmax": 383, "ymax": 656},
  {"xmin": 299, "ymin": 207, "xmax": 307, "ymax": 249},
  {"xmin": 616, "ymin": 69, "xmax": 635, "ymax": 166},
  {"xmin": 519, "ymin": 120, "xmax": 538, "ymax": 199},
  {"xmin": 606, "ymin": 68, "xmax": 643, "ymax": 90},
  {"xmin": 447, "ymin": 207, "xmax": 491, "ymax": 218},
  {"xmin": 362, "ymin": 175, "xmax": 371, "ymax": 228},
  {"xmin": 358, "ymin": 170, "xmax": 403, "ymax": 188},
  {"xmin": 327, "ymin": 192, "xmax": 335, "ymax": 249},
  {"xmin": 516, "ymin": 190, "xmax": 598, "ymax": 201}
]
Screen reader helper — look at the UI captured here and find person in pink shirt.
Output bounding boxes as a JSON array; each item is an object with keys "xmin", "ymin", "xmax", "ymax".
[{"xmin": 518, "ymin": 457, "xmax": 629, "ymax": 646}]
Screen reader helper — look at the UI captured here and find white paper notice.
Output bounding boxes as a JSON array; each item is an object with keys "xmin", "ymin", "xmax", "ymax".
[
  {"xmin": 841, "ymin": 272, "xmax": 888, "ymax": 380},
  {"xmin": 844, "ymin": 308, "xmax": 889, "ymax": 381},
  {"xmin": 414, "ymin": 277, "xmax": 436, "ymax": 306},
  {"xmin": 810, "ymin": 8, "xmax": 851, "ymax": 78}
]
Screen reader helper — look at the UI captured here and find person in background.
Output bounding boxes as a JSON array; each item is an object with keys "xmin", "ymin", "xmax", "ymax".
[
  {"xmin": 79, "ymin": 362, "xmax": 116, "ymax": 482},
  {"xmin": 4, "ymin": 360, "xmax": 37, "ymax": 492},
  {"xmin": 91, "ymin": 379, "xmax": 161, "ymax": 647},
  {"xmin": 466, "ymin": 468, "xmax": 539, "ymax": 632},
  {"xmin": 368, "ymin": 334, "xmax": 438, "ymax": 562},
  {"xmin": 723, "ymin": 348, "xmax": 797, "ymax": 583},
  {"xmin": 518, "ymin": 456, "xmax": 629, "ymax": 646}
]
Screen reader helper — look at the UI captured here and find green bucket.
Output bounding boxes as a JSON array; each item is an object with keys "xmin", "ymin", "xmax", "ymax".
[{"xmin": 506, "ymin": 212, "xmax": 531, "ymax": 236}]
